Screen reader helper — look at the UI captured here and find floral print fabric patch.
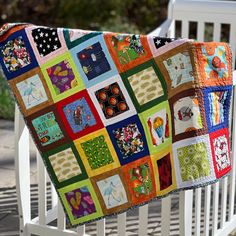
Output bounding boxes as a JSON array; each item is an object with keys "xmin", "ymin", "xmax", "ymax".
[
  {"xmin": 1, "ymin": 23, "xmax": 232, "ymax": 227},
  {"xmin": 1, "ymin": 36, "xmax": 31, "ymax": 72}
]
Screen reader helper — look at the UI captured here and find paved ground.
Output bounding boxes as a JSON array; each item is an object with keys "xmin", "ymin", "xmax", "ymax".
[
  {"xmin": 0, "ymin": 119, "xmax": 38, "ymax": 236},
  {"xmin": 0, "ymin": 119, "xmax": 37, "ymax": 188}
]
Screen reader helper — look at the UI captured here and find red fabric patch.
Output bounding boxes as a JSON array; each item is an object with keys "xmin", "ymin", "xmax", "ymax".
[
  {"xmin": 210, "ymin": 128, "xmax": 231, "ymax": 178},
  {"xmin": 56, "ymin": 89, "xmax": 104, "ymax": 140},
  {"xmin": 157, "ymin": 153, "xmax": 172, "ymax": 190}
]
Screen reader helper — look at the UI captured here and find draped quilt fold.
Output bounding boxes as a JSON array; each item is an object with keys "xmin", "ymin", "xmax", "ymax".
[{"xmin": 0, "ymin": 23, "xmax": 233, "ymax": 227}]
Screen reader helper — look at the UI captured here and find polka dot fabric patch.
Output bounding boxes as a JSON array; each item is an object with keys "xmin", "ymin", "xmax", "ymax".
[{"xmin": 1, "ymin": 23, "xmax": 233, "ymax": 228}]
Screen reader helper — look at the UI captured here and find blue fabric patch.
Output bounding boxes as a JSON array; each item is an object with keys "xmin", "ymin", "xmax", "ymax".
[
  {"xmin": 203, "ymin": 85, "xmax": 232, "ymax": 133},
  {"xmin": 69, "ymin": 34, "xmax": 118, "ymax": 87},
  {"xmin": 107, "ymin": 114, "xmax": 149, "ymax": 165},
  {"xmin": 63, "ymin": 97, "xmax": 96, "ymax": 134},
  {"xmin": 0, "ymin": 29, "xmax": 38, "ymax": 80}
]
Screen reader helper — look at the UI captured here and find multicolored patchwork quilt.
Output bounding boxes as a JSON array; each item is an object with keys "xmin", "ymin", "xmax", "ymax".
[{"xmin": 0, "ymin": 23, "xmax": 233, "ymax": 227}]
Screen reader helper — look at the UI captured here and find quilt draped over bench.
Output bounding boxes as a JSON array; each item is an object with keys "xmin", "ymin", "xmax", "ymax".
[{"xmin": 0, "ymin": 23, "xmax": 233, "ymax": 227}]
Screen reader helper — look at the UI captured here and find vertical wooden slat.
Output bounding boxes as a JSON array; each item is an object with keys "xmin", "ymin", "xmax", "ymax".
[
  {"xmin": 57, "ymin": 200, "xmax": 65, "ymax": 230},
  {"xmin": 213, "ymin": 22, "xmax": 221, "ymax": 41},
  {"xmin": 37, "ymin": 151, "xmax": 46, "ymax": 225},
  {"xmin": 168, "ymin": 20, "xmax": 176, "ymax": 38},
  {"xmin": 179, "ymin": 190, "xmax": 193, "ymax": 236},
  {"xmin": 50, "ymin": 182, "xmax": 58, "ymax": 209},
  {"xmin": 229, "ymin": 24, "xmax": 236, "ymax": 69},
  {"xmin": 117, "ymin": 213, "xmax": 126, "ymax": 236},
  {"xmin": 139, "ymin": 204, "xmax": 149, "ymax": 236},
  {"xmin": 203, "ymin": 185, "xmax": 211, "ymax": 236},
  {"xmin": 77, "ymin": 225, "xmax": 85, "ymax": 236},
  {"xmin": 220, "ymin": 177, "xmax": 228, "ymax": 228},
  {"xmin": 97, "ymin": 219, "xmax": 105, "ymax": 236},
  {"xmin": 212, "ymin": 182, "xmax": 219, "ymax": 235},
  {"xmin": 194, "ymin": 188, "xmax": 202, "ymax": 236},
  {"xmin": 161, "ymin": 196, "xmax": 171, "ymax": 236},
  {"xmin": 15, "ymin": 106, "xmax": 31, "ymax": 236},
  {"xmin": 197, "ymin": 21, "xmax": 204, "ymax": 41},
  {"xmin": 229, "ymin": 26, "xmax": 236, "ymax": 223},
  {"xmin": 229, "ymin": 85, "xmax": 236, "ymax": 218},
  {"xmin": 181, "ymin": 20, "xmax": 189, "ymax": 38}
]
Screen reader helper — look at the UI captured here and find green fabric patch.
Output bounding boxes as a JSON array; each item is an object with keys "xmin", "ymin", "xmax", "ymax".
[
  {"xmin": 81, "ymin": 135, "xmax": 114, "ymax": 169},
  {"xmin": 177, "ymin": 142, "xmax": 210, "ymax": 181}
]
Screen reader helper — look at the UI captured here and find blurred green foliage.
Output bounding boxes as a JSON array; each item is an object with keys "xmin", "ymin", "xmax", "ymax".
[
  {"xmin": 0, "ymin": 0, "xmax": 168, "ymax": 33},
  {"xmin": 0, "ymin": 73, "xmax": 15, "ymax": 120},
  {"xmin": 0, "ymin": 0, "xmax": 168, "ymax": 120}
]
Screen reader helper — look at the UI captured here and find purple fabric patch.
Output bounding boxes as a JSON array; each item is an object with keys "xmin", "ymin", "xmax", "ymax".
[
  {"xmin": 65, "ymin": 186, "xmax": 96, "ymax": 219},
  {"xmin": 47, "ymin": 59, "xmax": 76, "ymax": 94}
]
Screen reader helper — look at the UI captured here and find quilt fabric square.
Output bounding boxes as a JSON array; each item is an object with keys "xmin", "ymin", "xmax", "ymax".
[
  {"xmin": 121, "ymin": 59, "xmax": 167, "ymax": 112},
  {"xmin": 155, "ymin": 42, "xmax": 198, "ymax": 98},
  {"xmin": 42, "ymin": 142, "xmax": 88, "ymax": 188},
  {"xmin": 91, "ymin": 168, "xmax": 131, "ymax": 215},
  {"xmin": 8, "ymin": 67, "xmax": 53, "ymax": 116},
  {"xmin": 195, "ymin": 42, "xmax": 232, "ymax": 87},
  {"xmin": 25, "ymin": 26, "xmax": 67, "ymax": 64},
  {"xmin": 121, "ymin": 156, "xmax": 156, "ymax": 205},
  {"xmin": 1, "ymin": 23, "xmax": 233, "ymax": 228},
  {"xmin": 203, "ymin": 86, "xmax": 232, "ymax": 132},
  {"xmin": 41, "ymin": 52, "xmax": 85, "ymax": 102},
  {"xmin": 0, "ymin": 28, "xmax": 38, "ymax": 79},
  {"xmin": 56, "ymin": 90, "xmax": 103, "ymax": 140},
  {"xmin": 210, "ymin": 128, "xmax": 231, "ymax": 178},
  {"xmin": 58, "ymin": 180, "xmax": 103, "ymax": 225},
  {"xmin": 151, "ymin": 146, "xmax": 176, "ymax": 196},
  {"xmin": 107, "ymin": 115, "xmax": 149, "ymax": 165},
  {"xmin": 70, "ymin": 34, "xmax": 118, "ymax": 87},
  {"xmin": 74, "ymin": 128, "xmax": 120, "ymax": 177}
]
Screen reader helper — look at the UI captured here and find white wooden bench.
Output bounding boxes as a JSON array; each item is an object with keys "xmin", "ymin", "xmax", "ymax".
[{"xmin": 15, "ymin": 0, "xmax": 236, "ymax": 235}]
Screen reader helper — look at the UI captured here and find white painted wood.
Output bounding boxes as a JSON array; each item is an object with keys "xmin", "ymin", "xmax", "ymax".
[
  {"xmin": 15, "ymin": 1, "xmax": 236, "ymax": 236},
  {"xmin": 194, "ymin": 188, "xmax": 202, "ymax": 236},
  {"xmin": 203, "ymin": 185, "xmax": 211, "ymax": 236},
  {"xmin": 139, "ymin": 204, "xmax": 149, "ymax": 236},
  {"xmin": 229, "ymin": 24, "xmax": 236, "ymax": 69},
  {"xmin": 229, "ymin": 85, "xmax": 236, "ymax": 221},
  {"xmin": 57, "ymin": 200, "xmax": 65, "ymax": 230},
  {"xmin": 213, "ymin": 22, "xmax": 221, "ymax": 42},
  {"xmin": 149, "ymin": 19, "xmax": 173, "ymax": 37},
  {"xmin": 51, "ymin": 182, "xmax": 58, "ymax": 209},
  {"xmin": 77, "ymin": 225, "xmax": 85, "ymax": 236},
  {"xmin": 215, "ymin": 215, "xmax": 236, "ymax": 236},
  {"xmin": 181, "ymin": 20, "xmax": 189, "ymax": 38},
  {"xmin": 97, "ymin": 219, "xmax": 105, "ymax": 236},
  {"xmin": 32, "ymin": 207, "xmax": 58, "ymax": 225},
  {"xmin": 27, "ymin": 223, "xmax": 90, "ymax": 236},
  {"xmin": 168, "ymin": 20, "xmax": 176, "ymax": 38},
  {"xmin": 197, "ymin": 21, "xmax": 204, "ymax": 41},
  {"xmin": 212, "ymin": 182, "xmax": 220, "ymax": 235},
  {"xmin": 179, "ymin": 190, "xmax": 193, "ymax": 236},
  {"xmin": 117, "ymin": 213, "xmax": 126, "ymax": 236},
  {"xmin": 37, "ymin": 151, "xmax": 47, "ymax": 225},
  {"xmin": 220, "ymin": 177, "xmax": 228, "ymax": 228},
  {"xmin": 161, "ymin": 196, "xmax": 171, "ymax": 236},
  {"xmin": 15, "ymin": 106, "xmax": 31, "ymax": 236}
]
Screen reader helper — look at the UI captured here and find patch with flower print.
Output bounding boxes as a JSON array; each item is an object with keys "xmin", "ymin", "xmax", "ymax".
[{"xmin": 1, "ymin": 36, "xmax": 31, "ymax": 72}]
